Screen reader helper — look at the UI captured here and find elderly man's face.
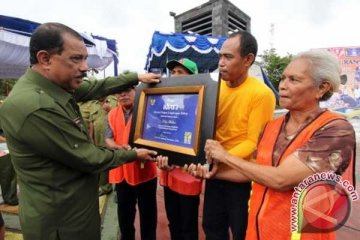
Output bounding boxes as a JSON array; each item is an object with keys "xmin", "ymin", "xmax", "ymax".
[
  {"xmin": 117, "ymin": 88, "xmax": 135, "ymax": 109},
  {"xmin": 47, "ymin": 33, "xmax": 88, "ymax": 91}
]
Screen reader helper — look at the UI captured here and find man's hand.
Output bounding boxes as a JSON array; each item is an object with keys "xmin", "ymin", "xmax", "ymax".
[
  {"xmin": 183, "ymin": 162, "xmax": 218, "ymax": 179},
  {"xmin": 138, "ymin": 73, "xmax": 161, "ymax": 83},
  {"xmin": 115, "ymin": 144, "xmax": 131, "ymax": 150},
  {"xmin": 204, "ymin": 139, "xmax": 229, "ymax": 163},
  {"xmin": 0, "ymin": 135, "xmax": 6, "ymax": 143},
  {"xmin": 135, "ymin": 148, "xmax": 157, "ymax": 161},
  {"xmin": 156, "ymin": 155, "xmax": 175, "ymax": 171}
]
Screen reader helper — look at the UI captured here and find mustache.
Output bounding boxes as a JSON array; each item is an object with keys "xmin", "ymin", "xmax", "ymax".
[{"xmin": 80, "ymin": 72, "xmax": 87, "ymax": 78}]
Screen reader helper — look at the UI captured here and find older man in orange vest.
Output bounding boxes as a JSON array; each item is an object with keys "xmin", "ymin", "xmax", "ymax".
[{"xmin": 105, "ymin": 86, "xmax": 157, "ymax": 240}]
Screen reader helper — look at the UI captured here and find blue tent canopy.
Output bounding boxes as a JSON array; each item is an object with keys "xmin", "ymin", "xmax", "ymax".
[
  {"xmin": 145, "ymin": 31, "xmax": 278, "ymax": 98},
  {"xmin": 0, "ymin": 15, "xmax": 118, "ymax": 78},
  {"xmin": 145, "ymin": 31, "xmax": 226, "ymax": 74},
  {"xmin": 0, "ymin": 15, "xmax": 39, "ymax": 36}
]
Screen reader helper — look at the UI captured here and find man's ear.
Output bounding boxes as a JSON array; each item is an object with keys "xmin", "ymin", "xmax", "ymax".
[
  {"xmin": 244, "ymin": 53, "xmax": 255, "ymax": 67},
  {"xmin": 36, "ymin": 50, "xmax": 51, "ymax": 69}
]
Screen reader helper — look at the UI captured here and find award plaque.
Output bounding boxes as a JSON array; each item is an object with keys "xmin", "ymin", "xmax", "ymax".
[{"xmin": 130, "ymin": 73, "xmax": 220, "ymax": 166}]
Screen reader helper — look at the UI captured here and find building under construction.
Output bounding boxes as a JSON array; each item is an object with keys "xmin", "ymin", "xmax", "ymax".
[{"xmin": 172, "ymin": 0, "xmax": 251, "ymax": 37}]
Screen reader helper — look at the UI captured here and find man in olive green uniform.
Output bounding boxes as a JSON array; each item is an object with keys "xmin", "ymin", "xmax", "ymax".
[
  {"xmin": 0, "ymin": 23, "xmax": 160, "ymax": 240},
  {"xmin": 0, "ymin": 153, "xmax": 18, "ymax": 205},
  {"xmin": 78, "ymin": 99, "xmax": 95, "ymax": 130},
  {"xmin": 0, "ymin": 125, "xmax": 18, "ymax": 205},
  {"xmin": 88, "ymin": 95, "xmax": 118, "ymax": 195}
]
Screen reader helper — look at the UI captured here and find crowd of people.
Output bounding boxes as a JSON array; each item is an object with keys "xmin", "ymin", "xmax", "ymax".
[{"xmin": 0, "ymin": 21, "xmax": 356, "ymax": 240}]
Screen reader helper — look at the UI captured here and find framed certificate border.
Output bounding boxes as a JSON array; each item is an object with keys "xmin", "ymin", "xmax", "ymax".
[{"xmin": 130, "ymin": 73, "xmax": 220, "ymax": 166}]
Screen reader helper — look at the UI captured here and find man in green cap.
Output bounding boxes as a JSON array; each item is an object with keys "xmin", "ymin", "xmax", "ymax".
[
  {"xmin": 0, "ymin": 22, "xmax": 160, "ymax": 240},
  {"xmin": 157, "ymin": 58, "xmax": 204, "ymax": 240},
  {"xmin": 166, "ymin": 58, "xmax": 199, "ymax": 75}
]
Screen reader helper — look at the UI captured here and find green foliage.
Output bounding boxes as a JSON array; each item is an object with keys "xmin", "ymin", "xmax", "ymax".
[
  {"xmin": 259, "ymin": 48, "xmax": 292, "ymax": 93},
  {"xmin": 0, "ymin": 79, "xmax": 17, "ymax": 99}
]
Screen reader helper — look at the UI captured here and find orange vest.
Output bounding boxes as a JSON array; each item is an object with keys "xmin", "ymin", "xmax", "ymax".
[
  {"xmin": 159, "ymin": 168, "xmax": 203, "ymax": 196},
  {"xmin": 108, "ymin": 107, "xmax": 157, "ymax": 185},
  {"xmin": 246, "ymin": 111, "xmax": 355, "ymax": 240}
]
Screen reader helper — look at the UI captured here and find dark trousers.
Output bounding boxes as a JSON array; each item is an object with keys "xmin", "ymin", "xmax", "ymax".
[
  {"xmin": 0, "ymin": 212, "xmax": 3, "ymax": 227},
  {"xmin": 203, "ymin": 179, "xmax": 251, "ymax": 240},
  {"xmin": 164, "ymin": 187, "xmax": 200, "ymax": 240},
  {"xmin": 0, "ymin": 154, "xmax": 18, "ymax": 205},
  {"xmin": 115, "ymin": 178, "xmax": 157, "ymax": 240},
  {"xmin": 0, "ymin": 212, "xmax": 3, "ymax": 240}
]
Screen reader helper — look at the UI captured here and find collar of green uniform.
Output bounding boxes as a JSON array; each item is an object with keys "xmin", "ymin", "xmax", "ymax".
[{"xmin": 26, "ymin": 68, "xmax": 73, "ymax": 106}]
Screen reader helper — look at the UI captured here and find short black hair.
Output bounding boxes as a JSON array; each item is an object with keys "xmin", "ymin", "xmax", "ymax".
[
  {"xmin": 30, "ymin": 22, "xmax": 83, "ymax": 65},
  {"xmin": 229, "ymin": 31, "xmax": 258, "ymax": 64}
]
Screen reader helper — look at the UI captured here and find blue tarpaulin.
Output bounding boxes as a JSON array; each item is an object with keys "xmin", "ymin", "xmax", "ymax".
[
  {"xmin": 0, "ymin": 15, "xmax": 39, "ymax": 36},
  {"xmin": 145, "ymin": 31, "xmax": 226, "ymax": 74}
]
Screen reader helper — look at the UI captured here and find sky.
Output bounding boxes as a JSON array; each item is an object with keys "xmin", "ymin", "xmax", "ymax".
[{"xmin": 2, "ymin": 0, "xmax": 359, "ymax": 75}]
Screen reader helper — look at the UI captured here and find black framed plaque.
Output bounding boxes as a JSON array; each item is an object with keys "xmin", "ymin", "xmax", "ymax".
[{"xmin": 130, "ymin": 73, "xmax": 220, "ymax": 166}]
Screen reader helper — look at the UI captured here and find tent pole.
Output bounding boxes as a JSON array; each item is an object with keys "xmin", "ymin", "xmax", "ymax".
[{"xmin": 6, "ymin": 81, "xmax": 9, "ymax": 96}]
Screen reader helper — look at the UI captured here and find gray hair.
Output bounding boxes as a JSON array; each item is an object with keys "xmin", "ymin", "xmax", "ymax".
[{"xmin": 292, "ymin": 50, "xmax": 341, "ymax": 101}]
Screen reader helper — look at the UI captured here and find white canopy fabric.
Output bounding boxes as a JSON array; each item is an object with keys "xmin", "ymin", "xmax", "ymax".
[
  {"xmin": 0, "ymin": 29, "xmax": 29, "ymax": 77},
  {"xmin": 0, "ymin": 15, "xmax": 118, "ymax": 79}
]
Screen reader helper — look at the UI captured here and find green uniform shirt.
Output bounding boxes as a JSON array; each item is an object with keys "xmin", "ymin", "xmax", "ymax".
[
  {"xmin": 90, "ymin": 105, "xmax": 106, "ymax": 146},
  {"xmin": 0, "ymin": 68, "xmax": 139, "ymax": 240},
  {"xmin": 88, "ymin": 95, "xmax": 117, "ymax": 147},
  {"xmin": 78, "ymin": 100, "xmax": 97, "ymax": 130}
]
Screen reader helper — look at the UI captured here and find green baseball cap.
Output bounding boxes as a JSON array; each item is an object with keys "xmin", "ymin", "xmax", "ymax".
[{"xmin": 166, "ymin": 58, "xmax": 198, "ymax": 74}]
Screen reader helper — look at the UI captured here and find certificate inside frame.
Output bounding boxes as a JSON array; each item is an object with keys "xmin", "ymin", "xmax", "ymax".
[
  {"xmin": 130, "ymin": 73, "xmax": 220, "ymax": 166},
  {"xmin": 134, "ymin": 85, "xmax": 204, "ymax": 156}
]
